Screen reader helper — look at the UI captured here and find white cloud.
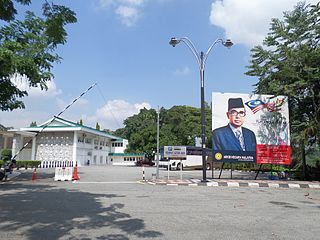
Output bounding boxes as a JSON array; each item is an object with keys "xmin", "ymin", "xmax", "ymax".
[
  {"xmin": 0, "ymin": 109, "xmax": 52, "ymax": 129},
  {"xmin": 92, "ymin": 99, "xmax": 151, "ymax": 130},
  {"xmin": 115, "ymin": 6, "xmax": 139, "ymax": 26},
  {"xmin": 56, "ymin": 97, "xmax": 89, "ymax": 113},
  {"xmin": 1, "ymin": 75, "xmax": 150, "ymax": 131},
  {"xmin": 11, "ymin": 74, "xmax": 62, "ymax": 98},
  {"xmin": 99, "ymin": 0, "xmax": 147, "ymax": 26},
  {"xmin": 174, "ymin": 66, "xmax": 192, "ymax": 77},
  {"xmin": 1, "ymin": 77, "xmax": 66, "ymax": 128},
  {"xmin": 210, "ymin": 0, "xmax": 319, "ymax": 47}
]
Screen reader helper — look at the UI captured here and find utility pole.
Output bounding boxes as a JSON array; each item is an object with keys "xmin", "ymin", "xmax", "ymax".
[{"xmin": 156, "ymin": 106, "xmax": 160, "ymax": 179}]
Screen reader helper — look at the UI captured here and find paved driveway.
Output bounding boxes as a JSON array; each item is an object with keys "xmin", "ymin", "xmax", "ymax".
[{"xmin": 1, "ymin": 166, "xmax": 320, "ymax": 240}]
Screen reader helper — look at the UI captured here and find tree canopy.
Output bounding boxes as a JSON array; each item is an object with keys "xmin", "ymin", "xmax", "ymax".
[
  {"xmin": 246, "ymin": 2, "xmax": 320, "ymax": 169},
  {"xmin": 0, "ymin": 0, "xmax": 77, "ymax": 111},
  {"xmin": 114, "ymin": 105, "xmax": 212, "ymax": 157}
]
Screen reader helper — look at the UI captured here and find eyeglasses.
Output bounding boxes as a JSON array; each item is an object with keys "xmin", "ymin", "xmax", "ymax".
[{"xmin": 228, "ymin": 110, "xmax": 246, "ymax": 117}]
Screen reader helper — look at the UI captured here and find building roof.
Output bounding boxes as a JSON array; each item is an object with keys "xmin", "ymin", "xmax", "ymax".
[
  {"xmin": 20, "ymin": 116, "xmax": 125, "ymax": 141},
  {"xmin": 109, "ymin": 153, "xmax": 145, "ymax": 157}
]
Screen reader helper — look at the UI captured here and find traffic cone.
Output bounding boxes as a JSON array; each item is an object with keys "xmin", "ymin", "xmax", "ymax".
[
  {"xmin": 72, "ymin": 162, "xmax": 80, "ymax": 181},
  {"xmin": 32, "ymin": 168, "xmax": 37, "ymax": 181}
]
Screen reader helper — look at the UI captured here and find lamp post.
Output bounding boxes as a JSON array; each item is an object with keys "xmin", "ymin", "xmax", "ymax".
[
  {"xmin": 169, "ymin": 37, "xmax": 233, "ymax": 182},
  {"xmin": 156, "ymin": 106, "xmax": 160, "ymax": 179}
]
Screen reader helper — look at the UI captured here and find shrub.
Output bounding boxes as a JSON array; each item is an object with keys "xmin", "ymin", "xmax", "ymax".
[
  {"xmin": 1, "ymin": 149, "xmax": 12, "ymax": 161},
  {"xmin": 16, "ymin": 160, "xmax": 41, "ymax": 169}
]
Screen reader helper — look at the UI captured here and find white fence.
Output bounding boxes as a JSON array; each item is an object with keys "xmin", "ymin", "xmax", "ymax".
[{"xmin": 39, "ymin": 160, "xmax": 75, "ymax": 168}]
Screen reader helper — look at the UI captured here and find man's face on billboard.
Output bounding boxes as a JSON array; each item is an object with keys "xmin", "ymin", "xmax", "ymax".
[{"xmin": 227, "ymin": 107, "xmax": 246, "ymax": 128}]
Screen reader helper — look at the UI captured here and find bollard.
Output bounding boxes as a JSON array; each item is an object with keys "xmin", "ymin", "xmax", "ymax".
[
  {"xmin": 142, "ymin": 165, "xmax": 145, "ymax": 181},
  {"xmin": 152, "ymin": 173, "xmax": 156, "ymax": 180}
]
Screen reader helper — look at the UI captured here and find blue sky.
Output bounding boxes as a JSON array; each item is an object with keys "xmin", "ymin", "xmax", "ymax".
[{"xmin": 1, "ymin": 0, "xmax": 317, "ymax": 130}]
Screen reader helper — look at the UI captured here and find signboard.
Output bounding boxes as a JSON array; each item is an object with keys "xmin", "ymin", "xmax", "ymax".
[
  {"xmin": 212, "ymin": 92, "xmax": 291, "ymax": 165},
  {"xmin": 164, "ymin": 146, "xmax": 187, "ymax": 159}
]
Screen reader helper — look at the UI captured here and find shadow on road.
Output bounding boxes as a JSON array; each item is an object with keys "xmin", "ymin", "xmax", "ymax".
[{"xmin": 0, "ymin": 182, "xmax": 163, "ymax": 239}]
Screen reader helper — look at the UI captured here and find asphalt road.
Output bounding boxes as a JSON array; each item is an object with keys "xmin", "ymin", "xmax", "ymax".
[{"xmin": 0, "ymin": 166, "xmax": 319, "ymax": 240}]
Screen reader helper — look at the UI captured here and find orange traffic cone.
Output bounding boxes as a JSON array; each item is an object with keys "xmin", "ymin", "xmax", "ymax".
[
  {"xmin": 32, "ymin": 168, "xmax": 37, "ymax": 181},
  {"xmin": 72, "ymin": 163, "xmax": 80, "ymax": 181}
]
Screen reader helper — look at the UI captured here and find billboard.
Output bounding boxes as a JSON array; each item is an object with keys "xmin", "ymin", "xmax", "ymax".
[{"xmin": 212, "ymin": 92, "xmax": 291, "ymax": 165}]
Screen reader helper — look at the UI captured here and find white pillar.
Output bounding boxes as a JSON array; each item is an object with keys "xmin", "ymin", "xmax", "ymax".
[
  {"xmin": 4, "ymin": 135, "xmax": 8, "ymax": 149},
  {"xmin": 31, "ymin": 137, "xmax": 36, "ymax": 160},
  {"xmin": 73, "ymin": 131, "xmax": 78, "ymax": 165},
  {"xmin": 12, "ymin": 138, "xmax": 17, "ymax": 158}
]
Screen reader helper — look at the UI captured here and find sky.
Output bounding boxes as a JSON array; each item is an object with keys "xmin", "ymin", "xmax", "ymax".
[{"xmin": 0, "ymin": 0, "xmax": 318, "ymax": 130}]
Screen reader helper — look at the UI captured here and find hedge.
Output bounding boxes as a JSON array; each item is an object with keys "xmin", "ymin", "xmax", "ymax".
[
  {"xmin": 16, "ymin": 160, "xmax": 41, "ymax": 169},
  {"xmin": 0, "ymin": 160, "xmax": 41, "ymax": 169}
]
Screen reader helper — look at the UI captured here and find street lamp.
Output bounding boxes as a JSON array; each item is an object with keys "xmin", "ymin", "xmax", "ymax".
[{"xmin": 169, "ymin": 37, "xmax": 233, "ymax": 182}]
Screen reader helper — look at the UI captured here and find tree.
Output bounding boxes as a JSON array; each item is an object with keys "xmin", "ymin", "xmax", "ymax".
[
  {"xmin": 246, "ymin": 2, "xmax": 320, "ymax": 178},
  {"xmin": 96, "ymin": 122, "xmax": 100, "ymax": 131},
  {"xmin": 1, "ymin": 149, "xmax": 12, "ymax": 161},
  {"xmin": 103, "ymin": 128, "xmax": 114, "ymax": 135},
  {"xmin": 114, "ymin": 105, "xmax": 212, "ymax": 155},
  {"xmin": 79, "ymin": 119, "xmax": 83, "ymax": 126},
  {"xmin": 29, "ymin": 121, "xmax": 37, "ymax": 127},
  {"xmin": 0, "ymin": 1, "xmax": 77, "ymax": 111}
]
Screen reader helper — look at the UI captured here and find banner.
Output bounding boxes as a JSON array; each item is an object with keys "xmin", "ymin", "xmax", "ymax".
[{"xmin": 212, "ymin": 92, "xmax": 291, "ymax": 165}]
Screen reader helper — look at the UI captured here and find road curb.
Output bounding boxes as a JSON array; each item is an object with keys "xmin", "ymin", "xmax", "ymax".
[
  {"xmin": 0, "ymin": 172, "xmax": 21, "ymax": 182},
  {"xmin": 147, "ymin": 179, "xmax": 320, "ymax": 189}
]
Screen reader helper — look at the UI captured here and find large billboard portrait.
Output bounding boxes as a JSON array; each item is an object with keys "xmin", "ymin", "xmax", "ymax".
[{"xmin": 212, "ymin": 92, "xmax": 291, "ymax": 165}]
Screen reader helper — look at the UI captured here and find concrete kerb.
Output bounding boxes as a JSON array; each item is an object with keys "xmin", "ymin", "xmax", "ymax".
[
  {"xmin": 0, "ymin": 172, "xmax": 21, "ymax": 182},
  {"xmin": 146, "ymin": 178, "xmax": 320, "ymax": 189}
]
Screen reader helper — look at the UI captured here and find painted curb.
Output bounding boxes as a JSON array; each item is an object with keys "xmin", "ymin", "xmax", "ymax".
[{"xmin": 147, "ymin": 180, "xmax": 320, "ymax": 189}]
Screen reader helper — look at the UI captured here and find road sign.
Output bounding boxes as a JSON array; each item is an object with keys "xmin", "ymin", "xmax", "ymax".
[{"xmin": 164, "ymin": 146, "xmax": 187, "ymax": 159}]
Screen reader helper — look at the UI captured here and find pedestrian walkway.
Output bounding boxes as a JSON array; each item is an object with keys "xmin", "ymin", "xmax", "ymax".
[{"xmin": 147, "ymin": 178, "xmax": 320, "ymax": 189}]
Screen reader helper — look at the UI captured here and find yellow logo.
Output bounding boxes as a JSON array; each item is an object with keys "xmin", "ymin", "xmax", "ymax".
[{"xmin": 215, "ymin": 152, "xmax": 223, "ymax": 160}]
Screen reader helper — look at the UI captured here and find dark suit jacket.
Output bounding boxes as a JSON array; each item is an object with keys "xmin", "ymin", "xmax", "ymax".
[{"xmin": 212, "ymin": 125, "xmax": 256, "ymax": 151}]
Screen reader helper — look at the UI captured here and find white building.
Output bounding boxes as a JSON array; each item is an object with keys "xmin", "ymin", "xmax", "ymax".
[
  {"xmin": 10, "ymin": 117, "xmax": 129, "ymax": 166},
  {"xmin": 0, "ymin": 131, "xmax": 13, "ymax": 154}
]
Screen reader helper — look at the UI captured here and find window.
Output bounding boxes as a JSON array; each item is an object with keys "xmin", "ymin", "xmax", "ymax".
[
  {"xmin": 85, "ymin": 138, "xmax": 92, "ymax": 144},
  {"xmin": 112, "ymin": 142, "xmax": 123, "ymax": 147}
]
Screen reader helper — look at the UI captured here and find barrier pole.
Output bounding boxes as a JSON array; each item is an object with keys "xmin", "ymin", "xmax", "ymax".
[{"xmin": 142, "ymin": 165, "xmax": 145, "ymax": 181}]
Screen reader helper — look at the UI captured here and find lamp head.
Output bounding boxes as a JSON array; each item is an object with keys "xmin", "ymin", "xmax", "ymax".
[
  {"xmin": 223, "ymin": 39, "xmax": 233, "ymax": 48},
  {"xmin": 169, "ymin": 37, "xmax": 179, "ymax": 47}
]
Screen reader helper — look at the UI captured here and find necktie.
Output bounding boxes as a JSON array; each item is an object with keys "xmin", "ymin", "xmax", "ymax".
[{"xmin": 235, "ymin": 130, "xmax": 245, "ymax": 151}]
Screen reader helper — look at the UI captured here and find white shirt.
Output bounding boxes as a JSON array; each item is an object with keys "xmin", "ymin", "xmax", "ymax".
[{"xmin": 229, "ymin": 123, "xmax": 242, "ymax": 137}]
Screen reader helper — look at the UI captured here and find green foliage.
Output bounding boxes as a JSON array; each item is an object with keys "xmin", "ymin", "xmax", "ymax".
[
  {"xmin": 0, "ymin": 159, "xmax": 42, "ymax": 168},
  {"xmin": 0, "ymin": 1, "xmax": 77, "ymax": 111},
  {"xmin": 246, "ymin": 2, "xmax": 320, "ymax": 169},
  {"xmin": 96, "ymin": 122, "xmax": 100, "ymax": 130},
  {"xmin": 115, "ymin": 106, "xmax": 212, "ymax": 156},
  {"xmin": 29, "ymin": 121, "xmax": 37, "ymax": 127},
  {"xmin": 102, "ymin": 128, "xmax": 114, "ymax": 135},
  {"xmin": 16, "ymin": 160, "xmax": 41, "ymax": 168},
  {"xmin": 79, "ymin": 119, "xmax": 83, "ymax": 125},
  {"xmin": 1, "ymin": 149, "xmax": 12, "ymax": 161}
]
